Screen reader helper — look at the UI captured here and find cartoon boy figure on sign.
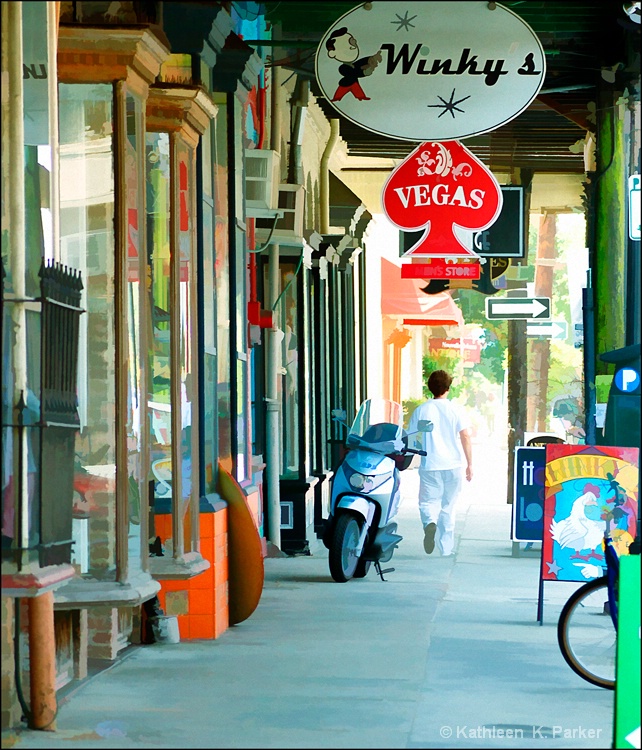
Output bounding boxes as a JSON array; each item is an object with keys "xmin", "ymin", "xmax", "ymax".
[{"xmin": 325, "ymin": 27, "xmax": 382, "ymax": 102}]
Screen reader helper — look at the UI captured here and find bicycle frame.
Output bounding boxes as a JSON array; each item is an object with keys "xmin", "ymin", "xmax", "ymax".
[{"xmin": 603, "ymin": 530, "xmax": 620, "ymax": 629}]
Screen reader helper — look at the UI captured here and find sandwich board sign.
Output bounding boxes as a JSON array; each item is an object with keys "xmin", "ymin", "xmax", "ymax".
[{"xmin": 512, "ymin": 447, "xmax": 545, "ymax": 543}]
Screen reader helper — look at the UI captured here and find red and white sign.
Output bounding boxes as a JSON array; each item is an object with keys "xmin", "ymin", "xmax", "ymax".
[
  {"xmin": 382, "ymin": 141, "xmax": 502, "ymax": 258},
  {"xmin": 401, "ymin": 259, "xmax": 480, "ymax": 279}
]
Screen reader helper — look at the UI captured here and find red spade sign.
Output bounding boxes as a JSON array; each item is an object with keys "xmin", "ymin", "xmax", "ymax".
[{"xmin": 382, "ymin": 141, "xmax": 502, "ymax": 257}]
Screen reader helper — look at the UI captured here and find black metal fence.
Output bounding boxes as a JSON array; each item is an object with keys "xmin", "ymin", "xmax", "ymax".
[{"xmin": 1, "ymin": 259, "xmax": 83, "ymax": 568}]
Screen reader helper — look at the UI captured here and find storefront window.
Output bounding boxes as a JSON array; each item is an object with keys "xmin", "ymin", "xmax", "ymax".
[
  {"xmin": 125, "ymin": 90, "xmax": 145, "ymax": 573},
  {"xmin": 235, "ymin": 220, "xmax": 249, "ymax": 482},
  {"xmin": 146, "ymin": 131, "xmax": 172, "ymax": 520},
  {"xmin": 176, "ymin": 139, "xmax": 196, "ymax": 553},
  {"xmin": 232, "ymin": 96, "xmax": 250, "ymax": 483},
  {"xmin": 23, "ymin": 1, "xmax": 52, "ymax": 289},
  {"xmin": 2, "ymin": 2, "xmax": 55, "ymax": 561},
  {"xmin": 146, "ymin": 125, "xmax": 199, "ymax": 558},
  {"xmin": 280, "ymin": 261, "xmax": 300, "ymax": 478},
  {"xmin": 59, "ymin": 83, "xmax": 117, "ymax": 580},
  {"xmin": 212, "ymin": 97, "xmax": 232, "ymax": 477},
  {"xmin": 201, "ymin": 121, "xmax": 217, "ymax": 495}
]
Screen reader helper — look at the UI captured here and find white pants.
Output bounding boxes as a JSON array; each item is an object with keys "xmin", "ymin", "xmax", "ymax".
[{"xmin": 418, "ymin": 468, "xmax": 463, "ymax": 556}]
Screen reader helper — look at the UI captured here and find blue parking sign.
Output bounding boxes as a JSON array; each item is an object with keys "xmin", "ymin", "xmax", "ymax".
[
  {"xmin": 512, "ymin": 447, "xmax": 546, "ymax": 542},
  {"xmin": 614, "ymin": 367, "xmax": 640, "ymax": 394}
]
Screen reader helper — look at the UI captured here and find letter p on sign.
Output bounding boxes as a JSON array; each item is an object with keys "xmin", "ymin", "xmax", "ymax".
[{"xmin": 615, "ymin": 367, "xmax": 641, "ymax": 393}]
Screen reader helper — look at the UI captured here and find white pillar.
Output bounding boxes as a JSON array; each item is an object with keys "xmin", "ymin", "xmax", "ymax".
[
  {"xmin": 265, "ymin": 243, "xmax": 282, "ymax": 549},
  {"xmin": 7, "ymin": 1, "xmax": 29, "ymax": 549}
]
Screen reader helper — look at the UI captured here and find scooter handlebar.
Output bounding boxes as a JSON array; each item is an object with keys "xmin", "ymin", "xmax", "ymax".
[{"xmin": 404, "ymin": 448, "xmax": 427, "ymax": 457}]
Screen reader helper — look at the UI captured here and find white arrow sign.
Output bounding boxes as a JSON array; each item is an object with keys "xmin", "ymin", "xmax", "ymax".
[
  {"xmin": 625, "ymin": 726, "xmax": 641, "ymax": 749},
  {"xmin": 485, "ymin": 297, "xmax": 551, "ymax": 320},
  {"xmin": 526, "ymin": 321, "xmax": 567, "ymax": 339}
]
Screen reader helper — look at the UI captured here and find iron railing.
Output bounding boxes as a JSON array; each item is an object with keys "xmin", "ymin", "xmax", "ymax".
[{"xmin": 1, "ymin": 259, "xmax": 83, "ymax": 568}]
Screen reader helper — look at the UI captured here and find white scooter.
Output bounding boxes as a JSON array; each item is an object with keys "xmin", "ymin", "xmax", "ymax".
[{"xmin": 323, "ymin": 398, "xmax": 431, "ymax": 582}]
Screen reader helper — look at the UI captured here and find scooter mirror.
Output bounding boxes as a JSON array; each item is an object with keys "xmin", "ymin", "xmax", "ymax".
[
  {"xmin": 417, "ymin": 419, "xmax": 434, "ymax": 433},
  {"xmin": 331, "ymin": 409, "xmax": 347, "ymax": 422}
]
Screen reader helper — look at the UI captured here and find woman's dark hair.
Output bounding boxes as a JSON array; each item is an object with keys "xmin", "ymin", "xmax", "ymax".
[{"xmin": 428, "ymin": 370, "xmax": 452, "ymax": 397}]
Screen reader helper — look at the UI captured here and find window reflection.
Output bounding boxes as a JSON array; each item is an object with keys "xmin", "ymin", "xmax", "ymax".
[
  {"xmin": 146, "ymin": 133, "xmax": 196, "ymax": 556},
  {"xmin": 213, "ymin": 108, "xmax": 232, "ymax": 476},
  {"xmin": 280, "ymin": 262, "xmax": 300, "ymax": 478},
  {"xmin": 125, "ymin": 91, "xmax": 143, "ymax": 573},
  {"xmin": 59, "ymin": 83, "xmax": 117, "ymax": 580},
  {"xmin": 176, "ymin": 141, "xmax": 195, "ymax": 553},
  {"xmin": 146, "ymin": 132, "xmax": 172, "ymax": 513}
]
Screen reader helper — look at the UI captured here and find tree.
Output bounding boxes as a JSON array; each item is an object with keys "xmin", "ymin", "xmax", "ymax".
[{"xmin": 457, "ymin": 289, "xmax": 507, "ymax": 386}]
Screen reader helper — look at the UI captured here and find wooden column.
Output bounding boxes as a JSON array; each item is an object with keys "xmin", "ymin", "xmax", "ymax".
[{"xmin": 28, "ymin": 593, "xmax": 56, "ymax": 730}]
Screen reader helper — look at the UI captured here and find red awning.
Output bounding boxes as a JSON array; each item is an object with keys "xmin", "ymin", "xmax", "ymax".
[{"xmin": 380, "ymin": 258, "xmax": 464, "ymax": 326}]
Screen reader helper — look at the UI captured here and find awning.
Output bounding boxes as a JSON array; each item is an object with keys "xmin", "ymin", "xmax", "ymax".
[{"xmin": 380, "ymin": 258, "xmax": 464, "ymax": 327}]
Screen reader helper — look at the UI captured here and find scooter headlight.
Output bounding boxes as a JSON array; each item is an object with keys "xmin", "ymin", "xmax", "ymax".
[
  {"xmin": 343, "ymin": 465, "xmax": 393, "ymax": 493},
  {"xmin": 349, "ymin": 472, "xmax": 366, "ymax": 490}
]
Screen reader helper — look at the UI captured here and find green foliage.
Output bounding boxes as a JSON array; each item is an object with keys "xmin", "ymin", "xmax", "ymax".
[
  {"xmin": 402, "ymin": 397, "xmax": 424, "ymax": 428},
  {"xmin": 548, "ymin": 341, "xmax": 583, "ymax": 404},
  {"xmin": 422, "ymin": 353, "xmax": 465, "ymax": 399},
  {"xmin": 457, "ymin": 289, "xmax": 508, "ymax": 386}
]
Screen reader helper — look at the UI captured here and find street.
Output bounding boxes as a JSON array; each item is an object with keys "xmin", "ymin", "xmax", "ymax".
[{"xmin": 3, "ymin": 434, "xmax": 614, "ymax": 749}]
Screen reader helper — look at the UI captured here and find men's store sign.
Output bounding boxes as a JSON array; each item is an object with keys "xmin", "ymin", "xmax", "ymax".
[
  {"xmin": 315, "ymin": 1, "xmax": 546, "ymax": 141},
  {"xmin": 401, "ymin": 259, "xmax": 480, "ymax": 279},
  {"xmin": 382, "ymin": 140, "xmax": 502, "ymax": 257}
]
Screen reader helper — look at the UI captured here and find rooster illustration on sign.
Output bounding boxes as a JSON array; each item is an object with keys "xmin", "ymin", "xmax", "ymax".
[{"xmin": 549, "ymin": 482, "xmax": 605, "ymax": 562}]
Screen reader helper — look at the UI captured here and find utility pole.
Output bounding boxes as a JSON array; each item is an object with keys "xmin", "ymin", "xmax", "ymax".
[
  {"xmin": 506, "ymin": 169, "xmax": 533, "ymax": 505},
  {"xmin": 528, "ymin": 210, "xmax": 557, "ymax": 431},
  {"xmin": 265, "ymin": 62, "xmax": 283, "ymax": 552},
  {"xmin": 506, "ymin": 318, "xmax": 527, "ymax": 503}
]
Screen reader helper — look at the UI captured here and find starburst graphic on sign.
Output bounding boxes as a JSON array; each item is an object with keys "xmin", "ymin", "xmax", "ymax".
[
  {"xmin": 546, "ymin": 559, "xmax": 562, "ymax": 576},
  {"xmin": 427, "ymin": 89, "xmax": 472, "ymax": 118},
  {"xmin": 390, "ymin": 10, "xmax": 417, "ymax": 31}
]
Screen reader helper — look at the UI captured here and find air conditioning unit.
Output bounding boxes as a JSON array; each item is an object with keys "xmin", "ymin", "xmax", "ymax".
[
  {"xmin": 244, "ymin": 149, "xmax": 280, "ymax": 216},
  {"xmin": 255, "ymin": 184, "xmax": 305, "ymax": 246}
]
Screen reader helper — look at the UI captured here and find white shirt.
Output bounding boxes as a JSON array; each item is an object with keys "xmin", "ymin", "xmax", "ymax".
[{"xmin": 408, "ymin": 398, "xmax": 469, "ymax": 471}]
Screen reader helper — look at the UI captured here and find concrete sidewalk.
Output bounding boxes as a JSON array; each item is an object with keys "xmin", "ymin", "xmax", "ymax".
[{"xmin": 3, "ymin": 438, "xmax": 614, "ymax": 749}]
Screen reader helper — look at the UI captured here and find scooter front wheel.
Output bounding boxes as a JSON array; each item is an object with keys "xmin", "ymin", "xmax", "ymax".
[
  {"xmin": 353, "ymin": 558, "xmax": 371, "ymax": 578},
  {"xmin": 329, "ymin": 514, "xmax": 362, "ymax": 582}
]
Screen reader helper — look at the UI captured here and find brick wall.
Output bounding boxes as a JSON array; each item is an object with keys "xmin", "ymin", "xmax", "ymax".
[
  {"xmin": 1, "ymin": 596, "xmax": 21, "ymax": 730},
  {"xmin": 86, "ymin": 606, "xmax": 129, "ymax": 660},
  {"xmin": 155, "ymin": 505, "xmax": 229, "ymax": 640}
]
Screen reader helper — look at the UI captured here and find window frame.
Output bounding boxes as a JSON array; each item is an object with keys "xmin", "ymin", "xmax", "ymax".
[
  {"xmin": 51, "ymin": 25, "xmax": 172, "ymax": 604},
  {"xmin": 145, "ymin": 84, "xmax": 217, "ymax": 578}
]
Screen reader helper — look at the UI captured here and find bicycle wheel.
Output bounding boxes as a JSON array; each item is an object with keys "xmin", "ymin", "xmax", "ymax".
[{"xmin": 557, "ymin": 576, "xmax": 615, "ymax": 690}]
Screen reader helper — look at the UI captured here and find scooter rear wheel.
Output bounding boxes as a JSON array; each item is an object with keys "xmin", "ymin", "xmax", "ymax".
[{"xmin": 329, "ymin": 514, "xmax": 361, "ymax": 582}]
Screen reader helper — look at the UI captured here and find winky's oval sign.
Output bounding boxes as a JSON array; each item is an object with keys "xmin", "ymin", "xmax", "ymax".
[{"xmin": 315, "ymin": 1, "xmax": 546, "ymax": 142}]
